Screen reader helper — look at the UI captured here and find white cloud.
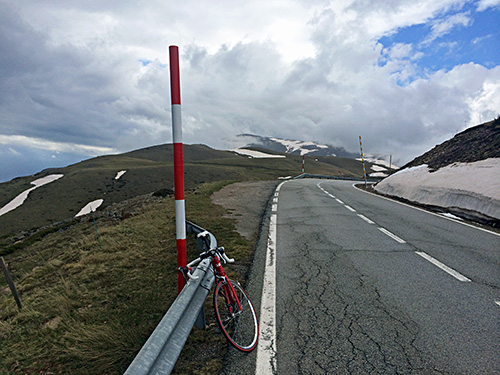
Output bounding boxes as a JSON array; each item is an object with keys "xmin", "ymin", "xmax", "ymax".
[
  {"xmin": 476, "ymin": 0, "xmax": 500, "ymax": 11},
  {"xmin": 422, "ymin": 11, "xmax": 472, "ymax": 45},
  {"xmin": 0, "ymin": 0, "xmax": 499, "ymax": 181},
  {"xmin": 0, "ymin": 135, "xmax": 115, "ymax": 156}
]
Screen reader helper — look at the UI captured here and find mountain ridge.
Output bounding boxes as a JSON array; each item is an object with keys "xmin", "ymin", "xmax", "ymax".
[
  {"xmin": 0, "ymin": 143, "xmax": 376, "ymax": 240},
  {"xmin": 401, "ymin": 118, "xmax": 500, "ymax": 171},
  {"xmin": 237, "ymin": 133, "xmax": 359, "ymax": 158}
]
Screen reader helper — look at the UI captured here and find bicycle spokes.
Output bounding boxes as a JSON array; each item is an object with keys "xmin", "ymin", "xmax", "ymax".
[{"xmin": 214, "ymin": 279, "xmax": 258, "ymax": 352}]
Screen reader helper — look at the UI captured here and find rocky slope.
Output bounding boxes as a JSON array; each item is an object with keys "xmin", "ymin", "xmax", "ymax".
[{"xmin": 375, "ymin": 118, "xmax": 500, "ymax": 225}]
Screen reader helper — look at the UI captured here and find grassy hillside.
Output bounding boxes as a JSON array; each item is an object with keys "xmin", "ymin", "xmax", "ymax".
[
  {"xmin": 0, "ymin": 144, "xmax": 369, "ymax": 241},
  {"xmin": 0, "ymin": 181, "xmax": 251, "ymax": 374}
]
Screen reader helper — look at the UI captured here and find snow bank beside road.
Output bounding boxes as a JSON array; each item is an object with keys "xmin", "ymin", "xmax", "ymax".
[{"xmin": 374, "ymin": 158, "xmax": 500, "ymax": 220}]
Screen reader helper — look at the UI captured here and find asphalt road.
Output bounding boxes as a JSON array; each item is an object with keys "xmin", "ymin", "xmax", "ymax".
[{"xmin": 225, "ymin": 178, "xmax": 500, "ymax": 375}]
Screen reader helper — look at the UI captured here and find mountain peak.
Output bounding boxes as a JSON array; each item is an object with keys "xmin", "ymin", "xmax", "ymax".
[{"xmin": 236, "ymin": 134, "xmax": 358, "ymax": 158}]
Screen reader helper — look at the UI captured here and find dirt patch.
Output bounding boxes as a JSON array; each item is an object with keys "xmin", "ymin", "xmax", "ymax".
[{"xmin": 211, "ymin": 180, "xmax": 278, "ymax": 242}]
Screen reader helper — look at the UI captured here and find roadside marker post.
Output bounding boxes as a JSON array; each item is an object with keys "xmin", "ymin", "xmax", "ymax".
[
  {"xmin": 169, "ymin": 45, "xmax": 187, "ymax": 293},
  {"xmin": 359, "ymin": 136, "xmax": 367, "ymax": 189},
  {"xmin": 302, "ymin": 155, "xmax": 305, "ymax": 173}
]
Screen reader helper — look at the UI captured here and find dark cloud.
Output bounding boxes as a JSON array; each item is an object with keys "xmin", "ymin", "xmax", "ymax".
[{"xmin": 0, "ymin": 1, "xmax": 498, "ymax": 181}]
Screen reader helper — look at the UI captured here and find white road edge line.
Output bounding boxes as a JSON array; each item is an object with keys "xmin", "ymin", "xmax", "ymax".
[
  {"xmin": 378, "ymin": 227, "xmax": 406, "ymax": 243},
  {"xmin": 276, "ymin": 182, "xmax": 285, "ymax": 192},
  {"xmin": 256, "ymin": 212, "xmax": 278, "ymax": 374},
  {"xmin": 415, "ymin": 251, "xmax": 472, "ymax": 282},
  {"xmin": 358, "ymin": 214, "xmax": 375, "ymax": 224},
  {"xmin": 353, "ymin": 183, "xmax": 500, "ymax": 238}
]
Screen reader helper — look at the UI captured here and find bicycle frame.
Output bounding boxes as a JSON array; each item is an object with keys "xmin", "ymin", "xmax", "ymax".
[{"xmin": 211, "ymin": 253, "xmax": 242, "ymax": 312}]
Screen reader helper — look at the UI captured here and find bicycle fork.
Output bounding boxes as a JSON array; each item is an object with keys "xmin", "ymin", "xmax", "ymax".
[{"xmin": 213, "ymin": 255, "xmax": 243, "ymax": 313}]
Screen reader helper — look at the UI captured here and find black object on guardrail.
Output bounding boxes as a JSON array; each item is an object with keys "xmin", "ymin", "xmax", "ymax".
[{"xmin": 123, "ymin": 221, "xmax": 216, "ymax": 375}]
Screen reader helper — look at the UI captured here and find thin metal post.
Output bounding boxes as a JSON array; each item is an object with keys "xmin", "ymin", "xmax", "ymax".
[
  {"xmin": 91, "ymin": 206, "xmax": 101, "ymax": 247},
  {"xmin": 1, "ymin": 257, "xmax": 22, "ymax": 309},
  {"xmin": 359, "ymin": 136, "xmax": 367, "ymax": 189}
]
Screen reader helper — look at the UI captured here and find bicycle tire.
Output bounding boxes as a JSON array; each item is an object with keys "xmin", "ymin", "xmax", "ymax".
[{"xmin": 213, "ymin": 278, "xmax": 259, "ymax": 352}]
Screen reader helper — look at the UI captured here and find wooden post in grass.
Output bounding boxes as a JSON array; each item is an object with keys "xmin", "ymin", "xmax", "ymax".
[
  {"xmin": 169, "ymin": 45, "xmax": 187, "ymax": 293},
  {"xmin": 1, "ymin": 257, "xmax": 22, "ymax": 309}
]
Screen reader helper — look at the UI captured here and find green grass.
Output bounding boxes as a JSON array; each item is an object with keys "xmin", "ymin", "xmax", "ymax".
[{"xmin": 0, "ymin": 181, "xmax": 252, "ymax": 374}]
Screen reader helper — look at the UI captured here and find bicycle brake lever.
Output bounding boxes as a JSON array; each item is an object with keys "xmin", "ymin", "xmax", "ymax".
[{"xmin": 178, "ymin": 266, "xmax": 199, "ymax": 280}]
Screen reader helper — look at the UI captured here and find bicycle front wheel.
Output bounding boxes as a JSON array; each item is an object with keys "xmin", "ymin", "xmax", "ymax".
[{"xmin": 213, "ymin": 278, "xmax": 259, "ymax": 352}]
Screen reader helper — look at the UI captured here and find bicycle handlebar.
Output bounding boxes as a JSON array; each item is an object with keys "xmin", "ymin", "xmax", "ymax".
[{"xmin": 179, "ymin": 246, "xmax": 234, "ymax": 280}]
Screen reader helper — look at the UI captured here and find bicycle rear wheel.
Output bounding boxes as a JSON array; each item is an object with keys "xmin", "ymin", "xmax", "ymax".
[{"xmin": 213, "ymin": 278, "xmax": 259, "ymax": 352}]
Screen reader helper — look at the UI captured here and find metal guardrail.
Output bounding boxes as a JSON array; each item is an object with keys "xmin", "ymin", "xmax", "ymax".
[{"xmin": 124, "ymin": 221, "xmax": 216, "ymax": 375}]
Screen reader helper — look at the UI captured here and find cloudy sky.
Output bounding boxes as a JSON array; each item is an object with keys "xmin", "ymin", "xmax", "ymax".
[{"xmin": 1, "ymin": 0, "xmax": 499, "ymax": 181}]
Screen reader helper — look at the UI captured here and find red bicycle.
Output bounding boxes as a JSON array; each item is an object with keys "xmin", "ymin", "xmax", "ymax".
[{"xmin": 179, "ymin": 231, "xmax": 259, "ymax": 352}]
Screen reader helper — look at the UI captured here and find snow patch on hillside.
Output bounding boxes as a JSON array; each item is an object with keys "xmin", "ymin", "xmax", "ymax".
[
  {"xmin": 232, "ymin": 149, "xmax": 286, "ymax": 158},
  {"xmin": 75, "ymin": 199, "xmax": 104, "ymax": 217},
  {"xmin": 369, "ymin": 164, "xmax": 388, "ymax": 177},
  {"xmin": 269, "ymin": 138, "xmax": 330, "ymax": 155},
  {"xmin": 0, "ymin": 174, "xmax": 64, "ymax": 216},
  {"xmin": 357, "ymin": 157, "xmax": 399, "ymax": 170},
  {"xmin": 374, "ymin": 158, "xmax": 500, "ymax": 220},
  {"xmin": 115, "ymin": 170, "xmax": 127, "ymax": 180},
  {"xmin": 371, "ymin": 165, "xmax": 387, "ymax": 172}
]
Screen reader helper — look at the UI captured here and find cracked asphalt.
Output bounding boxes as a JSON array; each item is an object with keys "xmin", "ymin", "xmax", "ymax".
[{"xmin": 225, "ymin": 178, "xmax": 500, "ymax": 374}]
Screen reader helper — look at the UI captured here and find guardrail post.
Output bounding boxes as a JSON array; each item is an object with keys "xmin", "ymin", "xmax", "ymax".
[{"xmin": 186, "ymin": 221, "xmax": 213, "ymax": 329}]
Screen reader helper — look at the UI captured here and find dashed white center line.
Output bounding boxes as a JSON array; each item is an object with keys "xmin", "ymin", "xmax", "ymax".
[
  {"xmin": 344, "ymin": 205, "xmax": 356, "ymax": 212},
  {"xmin": 415, "ymin": 251, "xmax": 471, "ymax": 282},
  {"xmin": 335, "ymin": 198, "xmax": 344, "ymax": 204},
  {"xmin": 378, "ymin": 227, "xmax": 406, "ymax": 243},
  {"xmin": 358, "ymin": 214, "xmax": 375, "ymax": 224},
  {"xmin": 495, "ymin": 301, "xmax": 500, "ymax": 307}
]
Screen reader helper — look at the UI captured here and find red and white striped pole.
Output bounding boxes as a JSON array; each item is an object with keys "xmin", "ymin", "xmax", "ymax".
[
  {"xmin": 302, "ymin": 155, "xmax": 305, "ymax": 174},
  {"xmin": 169, "ymin": 45, "xmax": 187, "ymax": 293}
]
